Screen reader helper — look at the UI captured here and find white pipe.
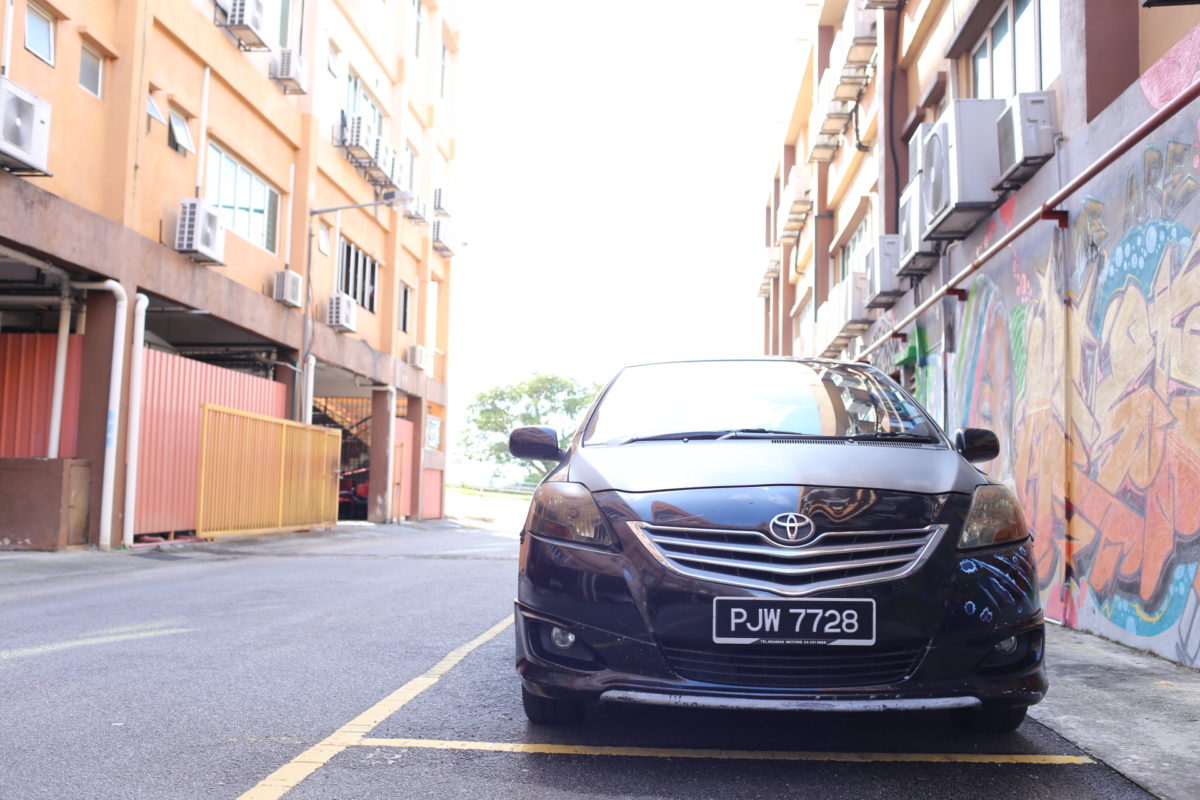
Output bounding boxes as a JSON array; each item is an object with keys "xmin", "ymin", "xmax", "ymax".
[
  {"xmin": 2, "ymin": 0, "xmax": 13, "ymax": 77},
  {"xmin": 72, "ymin": 280, "xmax": 128, "ymax": 551},
  {"xmin": 303, "ymin": 354, "xmax": 315, "ymax": 424},
  {"xmin": 195, "ymin": 66, "xmax": 211, "ymax": 195},
  {"xmin": 46, "ymin": 296, "xmax": 72, "ymax": 457},
  {"xmin": 121, "ymin": 294, "xmax": 149, "ymax": 548}
]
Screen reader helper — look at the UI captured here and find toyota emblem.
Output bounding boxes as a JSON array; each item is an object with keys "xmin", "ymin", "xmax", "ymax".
[{"xmin": 768, "ymin": 512, "xmax": 816, "ymax": 545}]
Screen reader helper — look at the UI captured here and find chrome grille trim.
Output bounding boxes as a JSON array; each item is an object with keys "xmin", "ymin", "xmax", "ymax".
[{"xmin": 628, "ymin": 522, "xmax": 946, "ymax": 597}]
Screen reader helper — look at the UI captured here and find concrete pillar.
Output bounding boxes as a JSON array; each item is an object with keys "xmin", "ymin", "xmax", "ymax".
[
  {"xmin": 406, "ymin": 395, "xmax": 426, "ymax": 520},
  {"xmin": 368, "ymin": 388, "xmax": 396, "ymax": 523}
]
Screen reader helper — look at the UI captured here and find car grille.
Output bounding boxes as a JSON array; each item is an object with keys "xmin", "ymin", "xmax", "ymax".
[
  {"xmin": 660, "ymin": 642, "xmax": 926, "ymax": 689},
  {"xmin": 628, "ymin": 522, "xmax": 946, "ymax": 597}
]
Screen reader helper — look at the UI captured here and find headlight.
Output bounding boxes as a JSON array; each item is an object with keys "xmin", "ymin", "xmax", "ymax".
[
  {"xmin": 526, "ymin": 482, "xmax": 615, "ymax": 547},
  {"xmin": 958, "ymin": 484, "xmax": 1028, "ymax": 550}
]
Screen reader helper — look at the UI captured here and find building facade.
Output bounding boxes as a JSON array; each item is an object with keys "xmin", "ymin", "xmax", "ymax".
[
  {"xmin": 759, "ymin": 0, "xmax": 1200, "ymax": 667},
  {"xmin": 0, "ymin": 0, "xmax": 458, "ymax": 547}
]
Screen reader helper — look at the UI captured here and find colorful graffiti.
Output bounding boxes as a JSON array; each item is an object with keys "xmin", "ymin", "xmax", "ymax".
[{"xmin": 945, "ymin": 123, "xmax": 1200, "ymax": 667}]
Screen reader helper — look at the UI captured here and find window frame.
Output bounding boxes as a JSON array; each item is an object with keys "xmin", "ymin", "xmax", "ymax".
[
  {"xmin": 411, "ymin": 0, "xmax": 423, "ymax": 59},
  {"xmin": 968, "ymin": 0, "xmax": 1057, "ymax": 100},
  {"xmin": 146, "ymin": 93, "xmax": 167, "ymax": 125},
  {"xmin": 398, "ymin": 281, "xmax": 413, "ymax": 332},
  {"xmin": 204, "ymin": 140, "xmax": 282, "ymax": 254},
  {"xmin": 167, "ymin": 109, "xmax": 195, "ymax": 155},
  {"xmin": 79, "ymin": 43, "xmax": 104, "ymax": 98},
  {"xmin": 337, "ymin": 236, "xmax": 380, "ymax": 313},
  {"xmin": 24, "ymin": 3, "xmax": 55, "ymax": 66}
]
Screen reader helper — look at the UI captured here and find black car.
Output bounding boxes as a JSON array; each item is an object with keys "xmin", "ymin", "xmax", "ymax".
[{"xmin": 509, "ymin": 359, "xmax": 1046, "ymax": 733}]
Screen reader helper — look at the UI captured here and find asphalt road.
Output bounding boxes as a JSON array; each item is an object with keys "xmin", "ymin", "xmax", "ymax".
[{"xmin": 0, "ymin": 521, "xmax": 1154, "ymax": 800}]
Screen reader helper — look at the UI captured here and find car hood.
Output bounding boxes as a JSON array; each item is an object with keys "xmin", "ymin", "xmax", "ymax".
[{"xmin": 567, "ymin": 440, "xmax": 985, "ymax": 495}]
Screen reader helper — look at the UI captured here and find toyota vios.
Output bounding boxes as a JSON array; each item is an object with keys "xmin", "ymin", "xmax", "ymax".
[{"xmin": 509, "ymin": 359, "xmax": 1046, "ymax": 733}]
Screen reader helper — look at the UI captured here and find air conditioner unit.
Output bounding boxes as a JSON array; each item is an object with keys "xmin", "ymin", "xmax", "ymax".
[
  {"xmin": 224, "ymin": 0, "xmax": 269, "ymax": 49},
  {"xmin": 0, "ymin": 77, "xmax": 50, "ymax": 175},
  {"xmin": 836, "ymin": 0, "xmax": 878, "ymax": 66},
  {"xmin": 273, "ymin": 269, "xmax": 302, "ymax": 307},
  {"xmin": 865, "ymin": 234, "xmax": 903, "ymax": 308},
  {"xmin": 995, "ymin": 91, "xmax": 1058, "ymax": 191},
  {"xmin": 269, "ymin": 49, "xmax": 305, "ymax": 94},
  {"xmin": 921, "ymin": 98, "xmax": 1007, "ymax": 241},
  {"xmin": 342, "ymin": 114, "xmax": 377, "ymax": 160},
  {"xmin": 907, "ymin": 121, "xmax": 932, "ymax": 183},
  {"xmin": 434, "ymin": 188, "xmax": 451, "ymax": 217},
  {"xmin": 431, "ymin": 221, "xmax": 455, "ymax": 256},
  {"xmin": 365, "ymin": 139, "xmax": 392, "ymax": 182},
  {"xmin": 407, "ymin": 344, "xmax": 428, "ymax": 370},
  {"xmin": 327, "ymin": 292, "xmax": 358, "ymax": 333},
  {"xmin": 403, "ymin": 195, "xmax": 428, "ymax": 224},
  {"xmin": 898, "ymin": 176, "xmax": 936, "ymax": 275},
  {"xmin": 174, "ymin": 199, "xmax": 225, "ymax": 265}
]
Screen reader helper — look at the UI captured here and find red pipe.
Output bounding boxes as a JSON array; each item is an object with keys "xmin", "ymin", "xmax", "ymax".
[{"xmin": 858, "ymin": 77, "xmax": 1200, "ymax": 361}]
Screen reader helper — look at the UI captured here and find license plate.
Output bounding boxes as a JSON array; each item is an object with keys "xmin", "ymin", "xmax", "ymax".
[{"xmin": 713, "ymin": 597, "xmax": 876, "ymax": 645}]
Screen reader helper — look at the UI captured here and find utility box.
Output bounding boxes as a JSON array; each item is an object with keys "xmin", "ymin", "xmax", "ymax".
[{"xmin": 0, "ymin": 459, "xmax": 90, "ymax": 549}]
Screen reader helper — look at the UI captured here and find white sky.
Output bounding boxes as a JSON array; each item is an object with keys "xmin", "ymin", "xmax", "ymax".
[{"xmin": 447, "ymin": 1, "xmax": 808, "ymax": 470}]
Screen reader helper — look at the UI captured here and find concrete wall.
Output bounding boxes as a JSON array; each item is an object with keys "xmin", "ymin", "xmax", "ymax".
[{"xmin": 865, "ymin": 30, "xmax": 1200, "ymax": 667}]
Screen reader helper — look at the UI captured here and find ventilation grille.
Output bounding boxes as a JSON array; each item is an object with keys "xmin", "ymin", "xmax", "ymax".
[
  {"xmin": 661, "ymin": 641, "xmax": 926, "ymax": 689},
  {"xmin": 630, "ymin": 523, "xmax": 946, "ymax": 597}
]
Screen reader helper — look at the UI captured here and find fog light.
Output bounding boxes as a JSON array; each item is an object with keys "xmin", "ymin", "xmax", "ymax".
[
  {"xmin": 550, "ymin": 626, "xmax": 576, "ymax": 649},
  {"xmin": 995, "ymin": 636, "xmax": 1018, "ymax": 655}
]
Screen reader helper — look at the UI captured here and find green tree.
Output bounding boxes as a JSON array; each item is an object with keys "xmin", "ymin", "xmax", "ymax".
[{"xmin": 461, "ymin": 374, "xmax": 601, "ymax": 481}]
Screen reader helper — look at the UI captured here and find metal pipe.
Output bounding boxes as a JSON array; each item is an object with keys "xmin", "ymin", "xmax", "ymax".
[
  {"xmin": 195, "ymin": 66, "xmax": 211, "ymax": 196},
  {"xmin": 0, "ymin": 295, "xmax": 62, "ymax": 304},
  {"xmin": 303, "ymin": 354, "xmax": 316, "ymax": 425},
  {"xmin": 46, "ymin": 295, "xmax": 72, "ymax": 457},
  {"xmin": 121, "ymin": 293, "xmax": 149, "ymax": 549},
  {"xmin": 859, "ymin": 77, "xmax": 1200, "ymax": 361},
  {"xmin": 72, "ymin": 280, "xmax": 128, "ymax": 551},
  {"xmin": 2, "ymin": 0, "xmax": 13, "ymax": 77}
]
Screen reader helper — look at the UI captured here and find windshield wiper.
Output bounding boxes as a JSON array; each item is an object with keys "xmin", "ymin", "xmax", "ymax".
[
  {"xmin": 612, "ymin": 429, "xmax": 828, "ymax": 445},
  {"xmin": 848, "ymin": 431, "xmax": 939, "ymax": 443}
]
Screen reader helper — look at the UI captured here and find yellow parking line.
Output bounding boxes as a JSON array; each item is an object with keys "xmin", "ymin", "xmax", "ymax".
[
  {"xmin": 236, "ymin": 615, "xmax": 514, "ymax": 800},
  {"xmin": 354, "ymin": 737, "xmax": 1095, "ymax": 765}
]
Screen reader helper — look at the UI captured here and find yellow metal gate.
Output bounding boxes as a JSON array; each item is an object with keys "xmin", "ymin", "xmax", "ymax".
[{"xmin": 197, "ymin": 404, "xmax": 341, "ymax": 538}]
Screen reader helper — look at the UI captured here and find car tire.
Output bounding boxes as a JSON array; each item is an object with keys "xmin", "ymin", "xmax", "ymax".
[
  {"xmin": 522, "ymin": 687, "xmax": 584, "ymax": 725},
  {"xmin": 955, "ymin": 705, "xmax": 1028, "ymax": 733}
]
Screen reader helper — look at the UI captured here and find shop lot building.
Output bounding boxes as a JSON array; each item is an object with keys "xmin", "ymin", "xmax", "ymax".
[
  {"xmin": 0, "ymin": 0, "xmax": 459, "ymax": 547},
  {"xmin": 757, "ymin": 0, "xmax": 1200, "ymax": 669}
]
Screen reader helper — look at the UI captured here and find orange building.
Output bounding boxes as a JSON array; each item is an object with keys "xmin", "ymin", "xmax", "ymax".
[
  {"xmin": 0, "ymin": 0, "xmax": 459, "ymax": 547},
  {"xmin": 757, "ymin": 0, "xmax": 1200, "ymax": 668}
]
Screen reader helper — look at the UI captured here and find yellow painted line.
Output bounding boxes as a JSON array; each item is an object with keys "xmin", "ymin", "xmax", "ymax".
[
  {"xmin": 0, "ymin": 628, "xmax": 194, "ymax": 661},
  {"xmin": 354, "ymin": 737, "xmax": 1095, "ymax": 765},
  {"xmin": 236, "ymin": 615, "xmax": 514, "ymax": 800}
]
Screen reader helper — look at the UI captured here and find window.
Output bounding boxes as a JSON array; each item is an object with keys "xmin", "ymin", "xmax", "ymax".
[
  {"xmin": 79, "ymin": 45, "xmax": 103, "ymax": 97},
  {"xmin": 404, "ymin": 143, "xmax": 418, "ymax": 192},
  {"xmin": 344, "ymin": 72, "xmax": 382, "ymax": 132},
  {"xmin": 836, "ymin": 218, "xmax": 868, "ymax": 282},
  {"xmin": 25, "ymin": 3, "xmax": 54, "ymax": 65},
  {"xmin": 399, "ymin": 282, "xmax": 413, "ymax": 332},
  {"xmin": 205, "ymin": 142, "xmax": 281, "ymax": 253},
  {"xmin": 440, "ymin": 44, "xmax": 449, "ymax": 98},
  {"xmin": 167, "ymin": 109, "xmax": 195, "ymax": 155},
  {"xmin": 327, "ymin": 42, "xmax": 340, "ymax": 76},
  {"xmin": 969, "ymin": 0, "xmax": 1059, "ymax": 100},
  {"xmin": 337, "ymin": 237, "xmax": 379, "ymax": 313},
  {"xmin": 318, "ymin": 222, "xmax": 332, "ymax": 255},
  {"xmin": 411, "ymin": 0, "xmax": 423, "ymax": 58},
  {"xmin": 146, "ymin": 93, "xmax": 167, "ymax": 125}
]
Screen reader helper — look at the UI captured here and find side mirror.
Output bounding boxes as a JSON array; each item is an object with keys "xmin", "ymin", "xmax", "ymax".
[
  {"xmin": 509, "ymin": 426, "xmax": 565, "ymax": 462},
  {"xmin": 954, "ymin": 428, "xmax": 1000, "ymax": 464}
]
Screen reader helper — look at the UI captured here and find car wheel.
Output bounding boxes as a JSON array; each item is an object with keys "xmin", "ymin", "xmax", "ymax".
[
  {"xmin": 955, "ymin": 705, "xmax": 1028, "ymax": 733},
  {"xmin": 522, "ymin": 686, "xmax": 584, "ymax": 725}
]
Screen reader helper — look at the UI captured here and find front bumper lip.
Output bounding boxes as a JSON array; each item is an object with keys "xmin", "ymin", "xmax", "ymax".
[{"xmin": 600, "ymin": 690, "xmax": 982, "ymax": 713}]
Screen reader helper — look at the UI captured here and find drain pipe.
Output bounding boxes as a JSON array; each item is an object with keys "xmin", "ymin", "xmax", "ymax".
[
  {"xmin": 303, "ymin": 354, "xmax": 316, "ymax": 424},
  {"xmin": 121, "ymin": 293, "xmax": 149, "ymax": 548},
  {"xmin": 73, "ymin": 280, "xmax": 128, "ymax": 551},
  {"xmin": 46, "ymin": 293, "xmax": 72, "ymax": 457}
]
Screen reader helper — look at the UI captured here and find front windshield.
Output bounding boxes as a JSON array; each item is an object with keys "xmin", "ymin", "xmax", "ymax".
[{"xmin": 582, "ymin": 360, "xmax": 939, "ymax": 445}]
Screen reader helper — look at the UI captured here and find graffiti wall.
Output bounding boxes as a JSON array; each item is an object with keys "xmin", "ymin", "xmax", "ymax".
[{"xmin": 904, "ymin": 59, "xmax": 1200, "ymax": 666}]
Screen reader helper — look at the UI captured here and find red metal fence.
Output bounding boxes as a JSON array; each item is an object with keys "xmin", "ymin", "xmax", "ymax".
[{"xmin": 0, "ymin": 333, "xmax": 83, "ymax": 459}]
